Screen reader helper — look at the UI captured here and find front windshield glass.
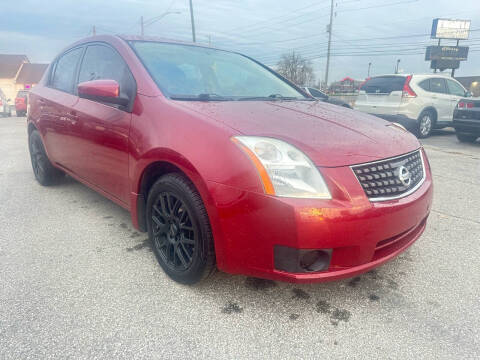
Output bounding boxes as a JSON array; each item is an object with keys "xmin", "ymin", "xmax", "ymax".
[{"xmin": 129, "ymin": 41, "xmax": 307, "ymax": 101}]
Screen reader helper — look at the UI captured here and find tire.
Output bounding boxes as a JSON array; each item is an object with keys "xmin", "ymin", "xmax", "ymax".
[
  {"xmin": 28, "ymin": 130, "xmax": 64, "ymax": 186},
  {"xmin": 456, "ymin": 133, "xmax": 478, "ymax": 143},
  {"xmin": 146, "ymin": 173, "xmax": 215, "ymax": 284},
  {"xmin": 417, "ymin": 110, "xmax": 435, "ymax": 138}
]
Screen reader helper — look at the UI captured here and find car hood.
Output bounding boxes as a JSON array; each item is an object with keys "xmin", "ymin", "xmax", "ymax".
[{"xmin": 177, "ymin": 100, "xmax": 420, "ymax": 167}]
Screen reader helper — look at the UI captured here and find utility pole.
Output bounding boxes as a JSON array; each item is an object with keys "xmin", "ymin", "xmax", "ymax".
[
  {"xmin": 141, "ymin": 16, "xmax": 144, "ymax": 36},
  {"xmin": 92, "ymin": 25, "xmax": 96, "ymax": 36},
  {"xmin": 189, "ymin": 0, "xmax": 196, "ymax": 42},
  {"xmin": 324, "ymin": 0, "xmax": 334, "ymax": 88},
  {"xmin": 368, "ymin": 62, "xmax": 372, "ymax": 77},
  {"xmin": 395, "ymin": 59, "xmax": 400, "ymax": 74}
]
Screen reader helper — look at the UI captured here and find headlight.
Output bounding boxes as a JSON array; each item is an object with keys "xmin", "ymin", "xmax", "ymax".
[{"xmin": 232, "ymin": 136, "xmax": 331, "ymax": 199}]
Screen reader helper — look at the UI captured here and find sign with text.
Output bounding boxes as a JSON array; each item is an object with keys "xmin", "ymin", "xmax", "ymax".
[
  {"xmin": 430, "ymin": 59, "xmax": 460, "ymax": 71},
  {"xmin": 425, "ymin": 46, "xmax": 469, "ymax": 61},
  {"xmin": 431, "ymin": 19, "xmax": 471, "ymax": 40}
]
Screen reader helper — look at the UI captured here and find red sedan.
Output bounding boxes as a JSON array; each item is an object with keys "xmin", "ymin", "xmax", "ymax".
[{"xmin": 27, "ymin": 35, "xmax": 433, "ymax": 284}]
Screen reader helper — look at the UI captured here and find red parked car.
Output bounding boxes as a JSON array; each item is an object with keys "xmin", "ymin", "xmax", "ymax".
[
  {"xmin": 15, "ymin": 90, "xmax": 29, "ymax": 117},
  {"xmin": 27, "ymin": 35, "xmax": 433, "ymax": 284}
]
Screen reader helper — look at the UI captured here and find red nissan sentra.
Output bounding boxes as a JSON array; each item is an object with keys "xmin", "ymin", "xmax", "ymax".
[{"xmin": 27, "ymin": 35, "xmax": 433, "ymax": 284}]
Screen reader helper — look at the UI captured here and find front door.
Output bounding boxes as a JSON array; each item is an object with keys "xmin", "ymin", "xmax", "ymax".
[
  {"xmin": 428, "ymin": 78, "xmax": 453, "ymax": 122},
  {"xmin": 446, "ymin": 79, "xmax": 467, "ymax": 122},
  {"xmin": 70, "ymin": 44, "xmax": 136, "ymax": 204}
]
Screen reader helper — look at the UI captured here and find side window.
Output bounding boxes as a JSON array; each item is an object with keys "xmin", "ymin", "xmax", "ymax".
[
  {"xmin": 446, "ymin": 79, "xmax": 466, "ymax": 97},
  {"xmin": 51, "ymin": 48, "xmax": 83, "ymax": 93},
  {"xmin": 418, "ymin": 79, "xmax": 430, "ymax": 91},
  {"xmin": 429, "ymin": 78, "xmax": 447, "ymax": 94},
  {"xmin": 78, "ymin": 45, "xmax": 135, "ymax": 101}
]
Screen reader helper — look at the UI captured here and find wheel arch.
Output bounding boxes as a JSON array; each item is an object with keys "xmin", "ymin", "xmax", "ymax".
[
  {"xmin": 132, "ymin": 155, "xmax": 217, "ymax": 236},
  {"xmin": 420, "ymin": 106, "xmax": 438, "ymax": 123},
  {"xmin": 27, "ymin": 121, "xmax": 38, "ymax": 135}
]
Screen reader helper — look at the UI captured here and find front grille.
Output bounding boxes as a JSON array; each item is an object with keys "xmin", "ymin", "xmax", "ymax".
[{"xmin": 352, "ymin": 150, "xmax": 425, "ymax": 201}]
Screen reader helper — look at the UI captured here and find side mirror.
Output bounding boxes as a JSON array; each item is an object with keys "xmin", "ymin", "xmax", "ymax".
[
  {"xmin": 78, "ymin": 79, "xmax": 129, "ymax": 106},
  {"xmin": 465, "ymin": 91, "xmax": 473, "ymax": 98}
]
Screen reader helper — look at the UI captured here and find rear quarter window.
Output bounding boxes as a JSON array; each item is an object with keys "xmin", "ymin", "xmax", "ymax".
[
  {"xmin": 362, "ymin": 76, "xmax": 406, "ymax": 94},
  {"xmin": 418, "ymin": 79, "xmax": 430, "ymax": 91}
]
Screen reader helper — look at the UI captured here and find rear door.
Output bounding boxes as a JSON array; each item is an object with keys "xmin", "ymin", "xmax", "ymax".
[
  {"xmin": 39, "ymin": 47, "xmax": 83, "ymax": 168},
  {"xmin": 428, "ymin": 78, "xmax": 452, "ymax": 122},
  {"xmin": 354, "ymin": 76, "xmax": 405, "ymax": 114},
  {"xmin": 71, "ymin": 44, "xmax": 135, "ymax": 204}
]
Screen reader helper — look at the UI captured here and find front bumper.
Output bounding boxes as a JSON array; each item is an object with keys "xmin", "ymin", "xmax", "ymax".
[{"xmin": 206, "ymin": 153, "xmax": 433, "ymax": 283}]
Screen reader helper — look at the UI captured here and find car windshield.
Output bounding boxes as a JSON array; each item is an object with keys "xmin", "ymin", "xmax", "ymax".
[{"xmin": 129, "ymin": 41, "xmax": 308, "ymax": 101}]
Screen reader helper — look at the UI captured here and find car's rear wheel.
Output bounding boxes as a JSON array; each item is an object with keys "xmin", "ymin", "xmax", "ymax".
[
  {"xmin": 146, "ymin": 173, "xmax": 215, "ymax": 284},
  {"xmin": 28, "ymin": 130, "xmax": 64, "ymax": 185},
  {"xmin": 417, "ymin": 110, "xmax": 434, "ymax": 138},
  {"xmin": 456, "ymin": 133, "xmax": 478, "ymax": 143}
]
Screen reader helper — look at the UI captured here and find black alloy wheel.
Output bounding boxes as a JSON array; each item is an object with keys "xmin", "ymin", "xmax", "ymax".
[
  {"xmin": 28, "ymin": 130, "xmax": 64, "ymax": 185},
  {"xmin": 146, "ymin": 174, "xmax": 215, "ymax": 284},
  {"xmin": 151, "ymin": 191, "xmax": 196, "ymax": 272}
]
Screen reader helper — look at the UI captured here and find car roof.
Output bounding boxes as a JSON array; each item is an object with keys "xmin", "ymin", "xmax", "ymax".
[
  {"xmin": 66, "ymin": 34, "xmax": 238, "ymax": 60},
  {"xmin": 369, "ymin": 73, "xmax": 453, "ymax": 78}
]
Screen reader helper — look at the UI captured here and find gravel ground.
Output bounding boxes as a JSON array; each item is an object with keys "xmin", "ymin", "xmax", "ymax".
[{"xmin": 1, "ymin": 118, "xmax": 479, "ymax": 359}]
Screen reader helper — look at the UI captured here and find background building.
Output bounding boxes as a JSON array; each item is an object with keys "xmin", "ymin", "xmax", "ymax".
[{"xmin": 0, "ymin": 54, "xmax": 48, "ymax": 102}]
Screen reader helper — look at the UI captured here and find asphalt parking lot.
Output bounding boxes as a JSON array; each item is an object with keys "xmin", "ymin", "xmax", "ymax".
[{"xmin": 1, "ymin": 117, "xmax": 479, "ymax": 359}]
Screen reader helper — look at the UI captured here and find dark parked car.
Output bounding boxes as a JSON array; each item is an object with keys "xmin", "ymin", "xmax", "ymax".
[
  {"xmin": 27, "ymin": 35, "xmax": 433, "ymax": 284},
  {"xmin": 453, "ymin": 99, "xmax": 480, "ymax": 143},
  {"xmin": 303, "ymin": 87, "xmax": 352, "ymax": 108}
]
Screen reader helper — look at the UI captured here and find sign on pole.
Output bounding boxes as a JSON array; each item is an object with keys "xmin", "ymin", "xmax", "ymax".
[
  {"xmin": 431, "ymin": 19, "xmax": 471, "ymax": 40},
  {"xmin": 425, "ymin": 46, "xmax": 469, "ymax": 61}
]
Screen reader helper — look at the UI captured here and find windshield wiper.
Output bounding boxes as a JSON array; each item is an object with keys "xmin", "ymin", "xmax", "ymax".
[
  {"xmin": 170, "ymin": 93, "xmax": 232, "ymax": 101},
  {"xmin": 237, "ymin": 94, "xmax": 310, "ymax": 101}
]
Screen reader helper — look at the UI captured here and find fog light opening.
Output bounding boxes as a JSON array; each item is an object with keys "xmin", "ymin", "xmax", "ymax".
[{"xmin": 300, "ymin": 250, "xmax": 331, "ymax": 272}]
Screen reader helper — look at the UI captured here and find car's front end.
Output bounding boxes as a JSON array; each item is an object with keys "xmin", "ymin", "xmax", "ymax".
[{"xmin": 207, "ymin": 143, "xmax": 432, "ymax": 283}]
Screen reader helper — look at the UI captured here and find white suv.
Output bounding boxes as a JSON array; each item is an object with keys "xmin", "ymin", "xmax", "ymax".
[{"xmin": 354, "ymin": 73, "xmax": 470, "ymax": 138}]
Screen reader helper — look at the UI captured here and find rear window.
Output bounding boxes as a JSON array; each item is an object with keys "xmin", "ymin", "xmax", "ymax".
[{"xmin": 361, "ymin": 76, "xmax": 406, "ymax": 94}]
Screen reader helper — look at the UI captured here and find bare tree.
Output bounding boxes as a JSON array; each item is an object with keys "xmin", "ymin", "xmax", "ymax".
[{"xmin": 276, "ymin": 52, "xmax": 315, "ymax": 86}]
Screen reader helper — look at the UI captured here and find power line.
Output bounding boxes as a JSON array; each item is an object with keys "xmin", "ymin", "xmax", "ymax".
[
  {"xmin": 337, "ymin": 0, "xmax": 419, "ymax": 13},
  {"xmin": 221, "ymin": 1, "xmax": 330, "ymax": 35}
]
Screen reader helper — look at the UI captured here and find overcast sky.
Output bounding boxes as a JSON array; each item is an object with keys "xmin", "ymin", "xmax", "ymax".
[{"xmin": 1, "ymin": 0, "xmax": 479, "ymax": 82}]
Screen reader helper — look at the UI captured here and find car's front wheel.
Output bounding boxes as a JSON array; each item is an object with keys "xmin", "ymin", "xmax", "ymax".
[
  {"xmin": 456, "ymin": 133, "xmax": 478, "ymax": 143},
  {"xmin": 417, "ymin": 110, "xmax": 435, "ymax": 138},
  {"xmin": 28, "ymin": 130, "xmax": 64, "ymax": 185},
  {"xmin": 146, "ymin": 173, "xmax": 215, "ymax": 284}
]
